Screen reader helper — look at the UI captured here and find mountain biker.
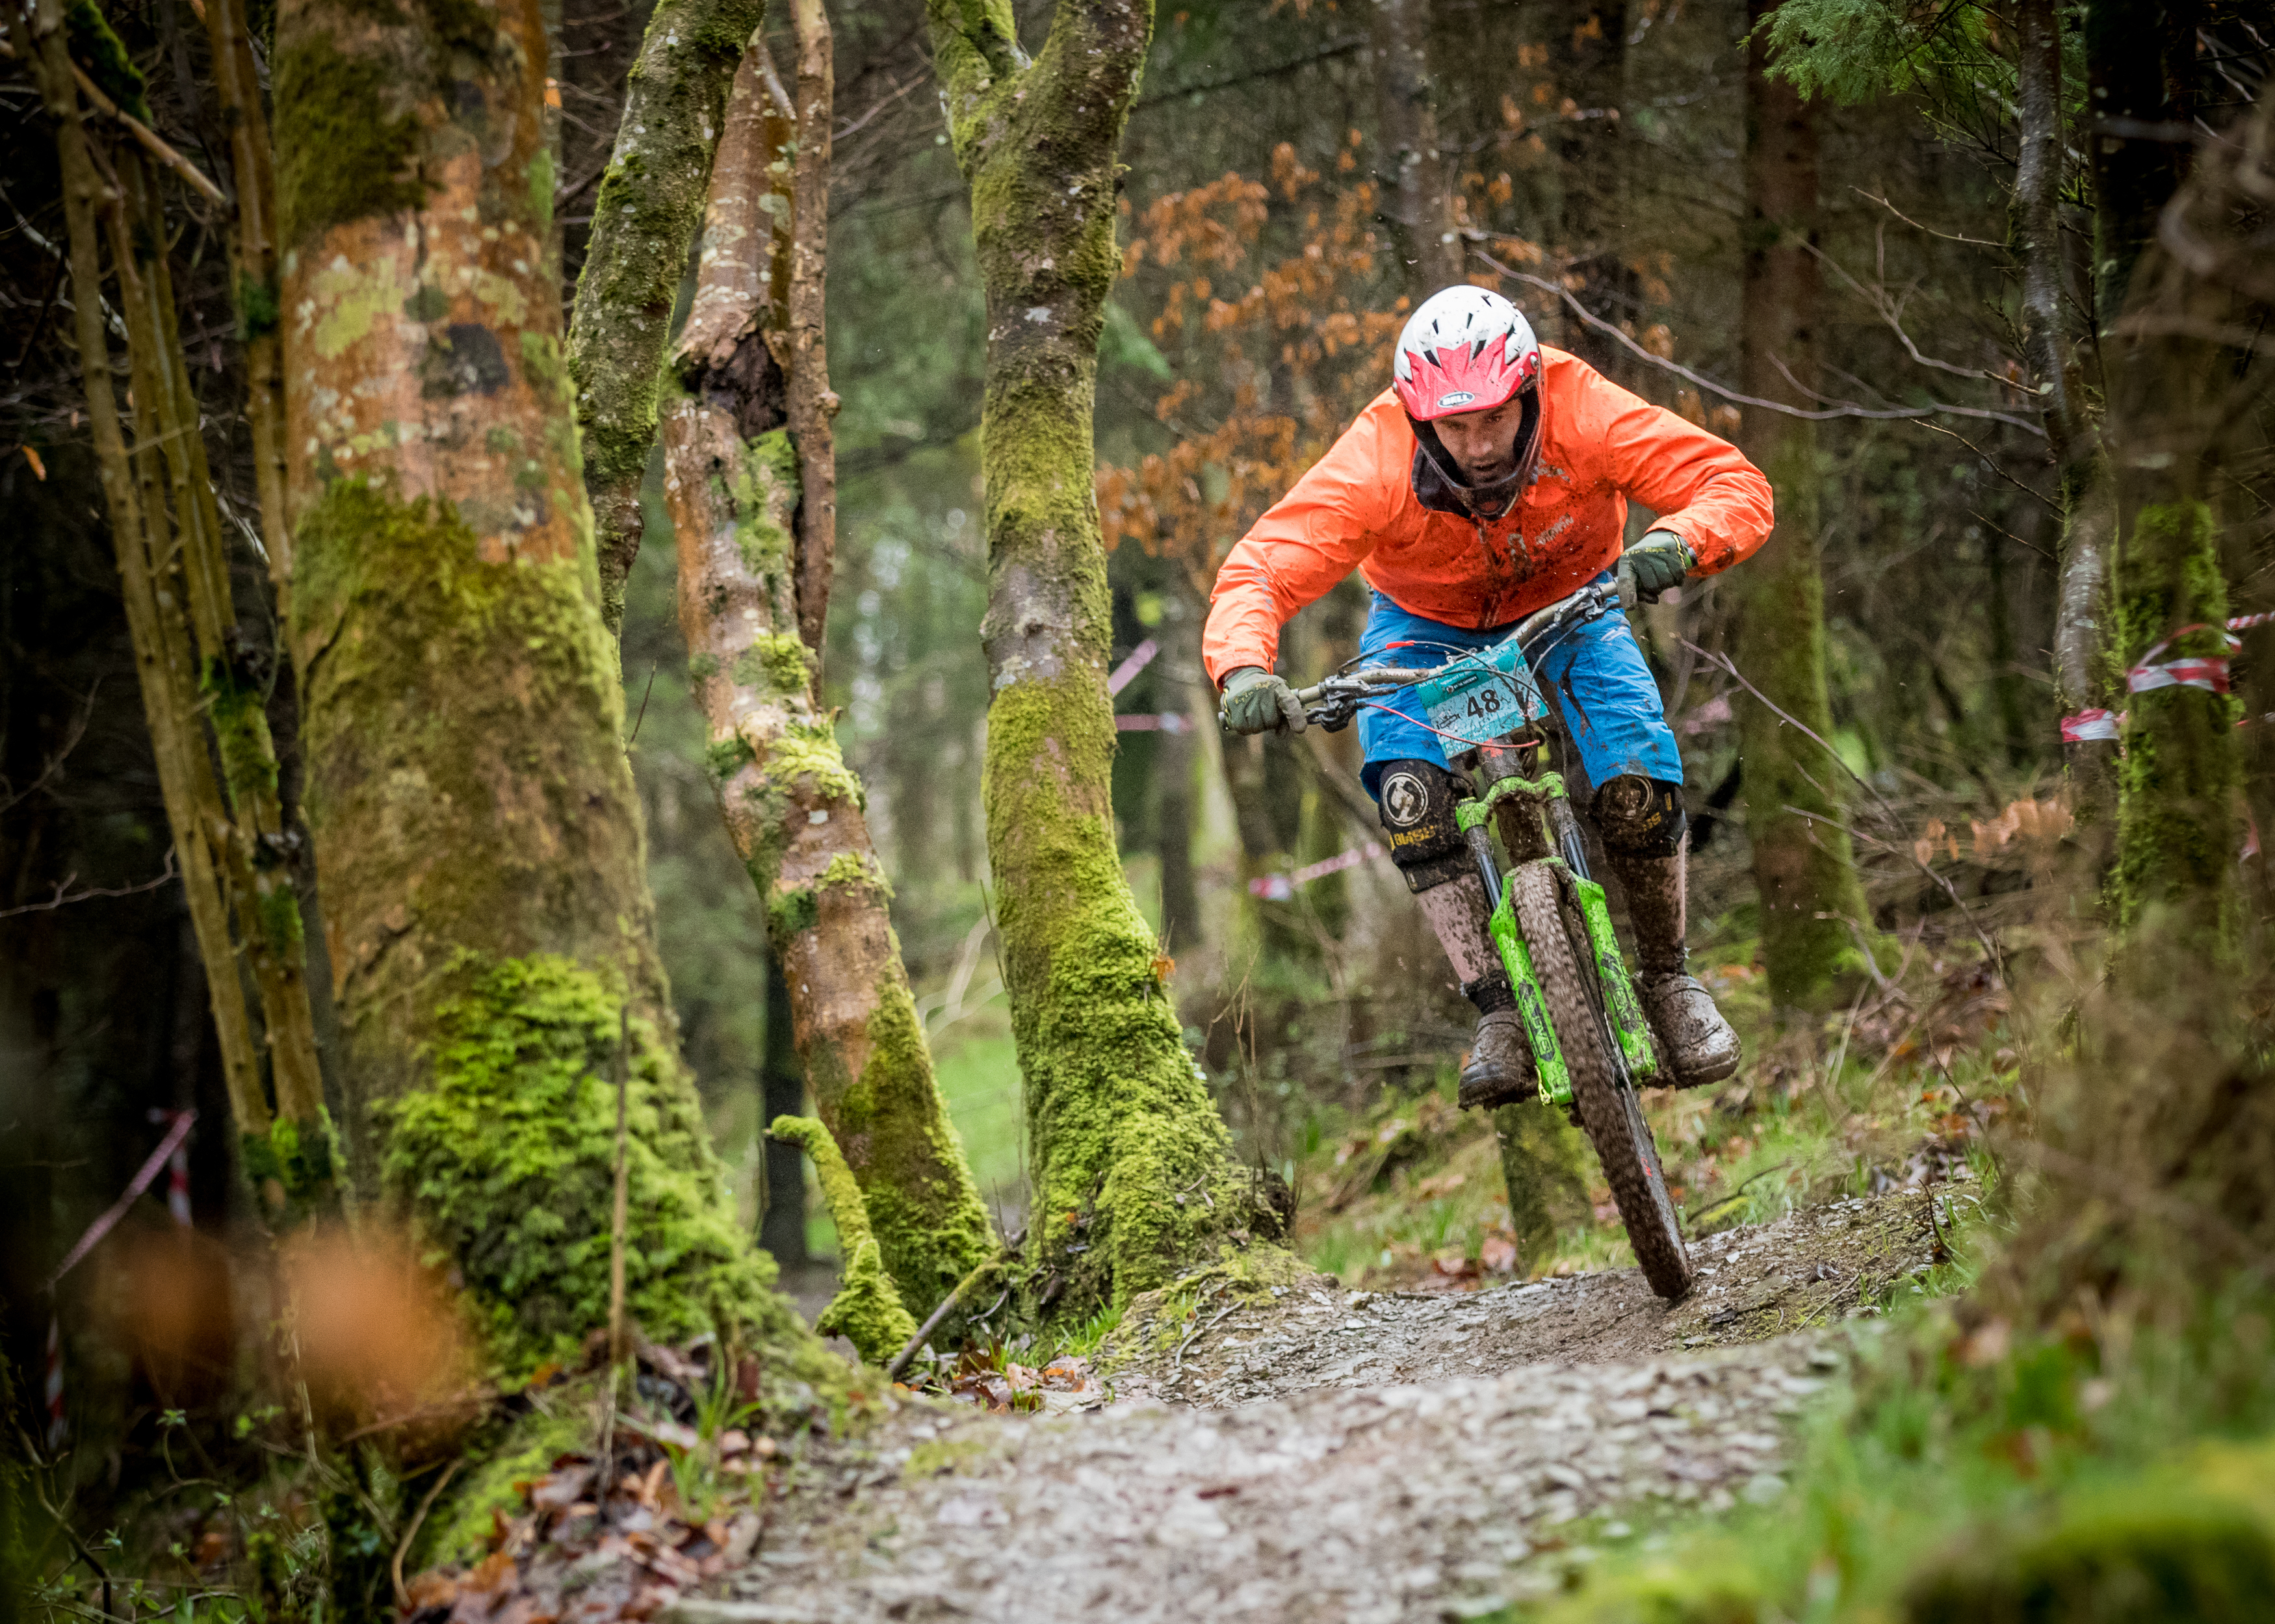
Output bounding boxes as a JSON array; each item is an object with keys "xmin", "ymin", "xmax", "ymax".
[{"xmin": 1206, "ymin": 285, "xmax": 1773, "ymax": 1109}]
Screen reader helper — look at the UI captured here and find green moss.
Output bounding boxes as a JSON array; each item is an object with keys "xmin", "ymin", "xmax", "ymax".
[
  {"xmin": 814, "ymin": 1237, "xmax": 920, "ymax": 1367},
  {"xmin": 273, "ymin": 37, "xmax": 428, "ymax": 248},
  {"xmin": 766, "ymin": 884, "xmax": 818, "ymax": 938},
  {"xmin": 254, "ymin": 875, "xmax": 306, "ymax": 958},
  {"xmin": 764, "ymin": 724, "xmax": 864, "ymax": 808},
  {"xmin": 202, "ymin": 661, "xmax": 282, "ymax": 805},
  {"xmin": 731, "ymin": 432, "xmax": 800, "ymax": 579},
  {"xmin": 418, "ymin": 1389, "xmax": 596, "ymax": 1567},
  {"xmin": 68, "ymin": 1, "xmax": 150, "ymax": 125},
  {"xmin": 239, "ymin": 1109, "xmax": 342, "ymax": 1228},
  {"xmin": 380, "ymin": 954, "xmax": 789, "ymax": 1379},
  {"xmin": 705, "ymin": 734, "xmax": 757, "ymax": 783},
  {"xmin": 732, "ymin": 632, "xmax": 814, "ymax": 696},
  {"xmin": 823, "ymin": 966, "xmax": 995, "ymax": 1321},
  {"xmin": 818, "ymin": 849, "xmax": 890, "ymax": 901},
  {"xmin": 768, "ymin": 1116, "xmax": 920, "ymax": 1365},
  {"xmin": 236, "ymin": 272, "xmax": 281, "ymax": 344},
  {"xmin": 1492, "ymin": 1098, "xmax": 1591, "ymax": 1269}
]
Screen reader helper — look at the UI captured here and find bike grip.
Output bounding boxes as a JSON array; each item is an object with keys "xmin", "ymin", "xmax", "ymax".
[{"xmin": 1616, "ymin": 567, "xmax": 1639, "ymax": 611}]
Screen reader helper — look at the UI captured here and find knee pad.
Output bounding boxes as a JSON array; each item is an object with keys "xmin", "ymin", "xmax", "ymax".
[
  {"xmin": 1377, "ymin": 760, "xmax": 1469, "ymax": 894},
  {"xmin": 1593, "ymin": 775, "xmax": 1688, "ymax": 858}
]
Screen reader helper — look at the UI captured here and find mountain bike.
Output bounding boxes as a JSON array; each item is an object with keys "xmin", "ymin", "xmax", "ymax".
[{"xmin": 1289, "ymin": 581, "xmax": 1694, "ymax": 1300}]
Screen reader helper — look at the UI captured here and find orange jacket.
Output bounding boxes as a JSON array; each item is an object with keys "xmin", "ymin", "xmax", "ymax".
[{"xmin": 1202, "ymin": 348, "xmax": 1775, "ymax": 684}]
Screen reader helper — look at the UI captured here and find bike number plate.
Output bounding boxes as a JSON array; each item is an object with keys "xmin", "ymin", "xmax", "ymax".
[{"xmin": 1415, "ymin": 638, "xmax": 1547, "ymax": 751}]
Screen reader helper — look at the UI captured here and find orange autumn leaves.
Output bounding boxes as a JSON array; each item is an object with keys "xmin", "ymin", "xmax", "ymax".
[{"xmin": 1097, "ymin": 144, "xmax": 1408, "ymax": 593}]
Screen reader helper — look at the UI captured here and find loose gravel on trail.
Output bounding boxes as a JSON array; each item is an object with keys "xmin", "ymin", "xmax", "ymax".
[{"xmin": 666, "ymin": 1193, "xmax": 1949, "ymax": 1624}]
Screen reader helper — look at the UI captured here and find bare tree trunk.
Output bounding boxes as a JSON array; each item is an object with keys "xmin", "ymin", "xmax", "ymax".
[
  {"xmin": 1154, "ymin": 577, "xmax": 1205, "ymax": 957},
  {"xmin": 663, "ymin": 44, "xmax": 994, "ymax": 1320},
  {"xmin": 1368, "ymin": 0, "xmax": 1461, "ymax": 298},
  {"xmin": 1728, "ymin": 0, "xmax": 1873, "ymax": 1012},
  {"xmin": 2015, "ymin": 0, "xmax": 2115, "ymax": 823},
  {"xmin": 276, "ymin": 0, "xmax": 793, "ymax": 1374},
  {"xmin": 785, "ymin": 0, "xmax": 838, "ymax": 653},
  {"xmin": 201, "ymin": 0, "xmax": 292, "ymax": 615},
  {"xmin": 928, "ymin": 0, "xmax": 1298, "ymax": 1317},
  {"xmin": 564, "ymin": 0, "xmax": 772, "ymax": 636}
]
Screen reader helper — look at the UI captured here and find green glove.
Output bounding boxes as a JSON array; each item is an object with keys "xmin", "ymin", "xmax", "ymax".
[
  {"xmin": 1618, "ymin": 530, "xmax": 1694, "ymax": 606},
  {"xmin": 1220, "ymin": 666, "xmax": 1306, "ymax": 736}
]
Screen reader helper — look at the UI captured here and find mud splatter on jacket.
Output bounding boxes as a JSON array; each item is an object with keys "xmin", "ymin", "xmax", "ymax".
[{"xmin": 1202, "ymin": 348, "xmax": 1775, "ymax": 684}]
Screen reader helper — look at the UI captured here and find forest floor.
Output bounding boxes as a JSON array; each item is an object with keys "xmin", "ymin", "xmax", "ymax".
[{"xmin": 671, "ymin": 1191, "xmax": 1944, "ymax": 1624}]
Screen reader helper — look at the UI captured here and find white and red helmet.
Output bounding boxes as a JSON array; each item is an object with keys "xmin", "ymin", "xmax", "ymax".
[{"xmin": 1392, "ymin": 286, "xmax": 1542, "ymax": 422}]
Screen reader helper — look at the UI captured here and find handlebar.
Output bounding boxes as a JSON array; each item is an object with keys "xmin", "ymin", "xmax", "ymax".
[{"xmin": 1282, "ymin": 581, "xmax": 1620, "ymax": 727}]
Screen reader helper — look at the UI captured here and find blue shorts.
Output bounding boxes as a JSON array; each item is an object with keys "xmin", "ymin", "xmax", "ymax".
[{"xmin": 1354, "ymin": 575, "xmax": 1684, "ymax": 802}]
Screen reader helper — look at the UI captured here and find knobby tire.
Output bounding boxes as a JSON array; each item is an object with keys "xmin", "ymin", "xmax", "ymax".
[{"xmin": 1507, "ymin": 864, "xmax": 1694, "ymax": 1300}]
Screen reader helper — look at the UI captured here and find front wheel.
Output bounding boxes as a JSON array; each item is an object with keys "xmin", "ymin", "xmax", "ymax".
[{"xmin": 1507, "ymin": 863, "xmax": 1693, "ymax": 1300}]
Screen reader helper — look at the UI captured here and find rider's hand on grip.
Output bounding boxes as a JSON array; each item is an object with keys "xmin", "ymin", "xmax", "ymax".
[
  {"xmin": 1617, "ymin": 530, "xmax": 1693, "ymax": 606},
  {"xmin": 1219, "ymin": 666, "xmax": 1307, "ymax": 736}
]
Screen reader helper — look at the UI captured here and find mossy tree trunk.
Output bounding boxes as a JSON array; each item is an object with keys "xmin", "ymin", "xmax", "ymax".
[
  {"xmin": 928, "ymin": 0, "xmax": 1296, "ymax": 1316},
  {"xmin": 1728, "ymin": 0, "xmax": 1871, "ymax": 1013},
  {"xmin": 661, "ymin": 42, "xmax": 994, "ymax": 1322},
  {"xmin": 2016, "ymin": 78, "xmax": 2270, "ymax": 1319},
  {"xmin": 17, "ymin": 0, "xmax": 337, "ymax": 1225},
  {"xmin": 274, "ymin": 0, "xmax": 794, "ymax": 1377},
  {"xmin": 563, "ymin": 0, "xmax": 770, "ymax": 637},
  {"xmin": 2092, "ymin": 3, "xmax": 2235, "ymax": 972}
]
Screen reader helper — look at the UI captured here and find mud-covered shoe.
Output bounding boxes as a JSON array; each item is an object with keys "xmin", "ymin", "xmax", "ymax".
[
  {"xmin": 1637, "ymin": 972, "xmax": 1741, "ymax": 1087},
  {"xmin": 1457, "ymin": 1009, "xmax": 1539, "ymax": 1110}
]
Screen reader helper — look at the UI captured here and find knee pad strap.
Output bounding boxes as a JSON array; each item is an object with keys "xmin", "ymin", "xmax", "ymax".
[
  {"xmin": 1377, "ymin": 759, "xmax": 1469, "ymax": 894},
  {"xmin": 1594, "ymin": 775, "xmax": 1688, "ymax": 857}
]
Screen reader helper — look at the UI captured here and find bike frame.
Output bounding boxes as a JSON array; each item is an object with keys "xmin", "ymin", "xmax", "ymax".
[{"xmin": 1285, "ymin": 582, "xmax": 1662, "ymax": 1109}]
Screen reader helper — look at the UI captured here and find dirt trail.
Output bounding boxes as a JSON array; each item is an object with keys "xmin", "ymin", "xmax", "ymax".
[{"xmin": 666, "ymin": 1192, "xmax": 1944, "ymax": 1624}]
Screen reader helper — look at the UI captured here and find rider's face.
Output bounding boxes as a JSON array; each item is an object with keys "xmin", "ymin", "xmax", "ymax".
[{"xmin": 1433, "ymin": 396, "xmax": 1525, "ymax": 485}]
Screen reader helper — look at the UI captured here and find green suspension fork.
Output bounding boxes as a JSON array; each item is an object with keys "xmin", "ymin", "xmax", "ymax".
[
  {"xmin": 1456, "ymin": 776, "xmax": 1572, "ymax": 1107},
  {"xmin": 1456, "ymin": 771, "xmax": 1659, "ymax": 1096}
]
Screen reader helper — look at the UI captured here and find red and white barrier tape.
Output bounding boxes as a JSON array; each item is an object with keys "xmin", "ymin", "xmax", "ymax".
[
  {"xmin": 2060, "ymin": 613, "xmax": 2271, "ymax": 740},
  {"xmin": 149, "ymin": 1108, "xmax": 194, "ymax": 1228},
  {"xmin": 1106, "ymin": 638, "xmax": 1159, "ymax": 697},
  {"xmin": 1114, "ymin": 712, "xmax": 1192, "ymax": 734},
  {"xmin": 1248, "ymin": 842, "xmax": 1386, "ymax": 900},
  {"xmin": 2060, "ymin": 708, "xmax": 2122, "ymax": 742},
  {"xmin": 44, "ymin": 1312, "xmax": 64, "ymax": 1451},
  {"xmin": 44, "ymin": 1109, "xmax": 196, "ymax": 1290}
]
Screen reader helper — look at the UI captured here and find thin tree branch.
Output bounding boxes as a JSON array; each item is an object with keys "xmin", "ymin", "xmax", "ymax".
[
  {"xmin": 1470, "ymin": 247, "xmax": 2046, "ymax": 435},
  {"xmin": 0, "ymin": 849, "xmax": 179, "ymax": 919},
  {"xmin": 1849, "ymin": 185, "xmax": 2003, "ymax": 248}
]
